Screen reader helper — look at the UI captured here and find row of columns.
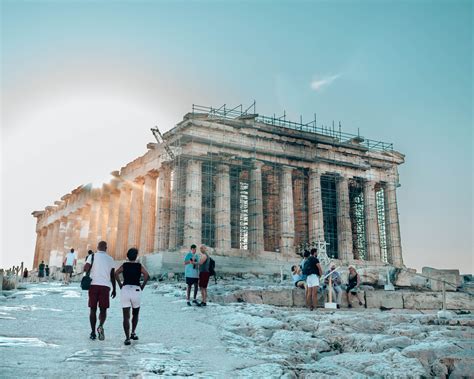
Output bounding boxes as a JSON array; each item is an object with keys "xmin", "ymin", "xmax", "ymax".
[
  {"xmin": 172, "ymin": 158, "xmax": 402, "ymax": 265},
  {"xmin": 34, "ymin": 157, "xmax": 403, "ymax": 267}
]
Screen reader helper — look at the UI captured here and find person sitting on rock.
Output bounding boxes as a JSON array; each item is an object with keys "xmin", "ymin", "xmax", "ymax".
[
  {"xmin": 291, "ymin": 265, "xmax": 306, "ymax": 289},
  {"xmin": 324, "ymin": 263, "xmax": 342, "ymax": 307},
  {"xmin": 346, "ymin": 265, "xmax": 365, "ymax": 308}
]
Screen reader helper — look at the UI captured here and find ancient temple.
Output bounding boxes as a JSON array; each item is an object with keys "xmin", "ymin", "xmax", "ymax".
[{"xmin": 32, "ymin": 104, "xmax": 405, "ymax": 271}]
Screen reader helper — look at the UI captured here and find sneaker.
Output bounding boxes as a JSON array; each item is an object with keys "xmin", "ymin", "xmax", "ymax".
[
  {"xmin": 89, "ymin": 332, "xmax": 97, "ymax": 340},
  {"xmin": 130, "ymin": 333, "xmax": 139, "ymax": 341},
  {"xmin": 196, "ymin": 302, "xmax": 202, "ymax": 307},
  {"xmin": 124, "ymin": 339, "xmax": 131, "ymax": 346},
  {"xmin": 187, "ymin": 301, "xmax": 192, "ymax": 306},
  {"xmin": 192, "ymin": 299, "xmax": 199, "ymax": 305},
  {"xmin": 201, "ymin": 302, "xmax": 207, "ymax": 307},
  {"xmin": 97, "ymin": 325, "xmax": 105, "ymax": 341},
  {"xmin": 348, "ymin": 304, "xmax": 353, "ymax": 308}
]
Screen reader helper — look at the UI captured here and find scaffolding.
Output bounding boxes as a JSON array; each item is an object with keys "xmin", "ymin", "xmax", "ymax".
[{"xmin": 159, "ymin": 102, "xmax": 396, "ymax": 261}]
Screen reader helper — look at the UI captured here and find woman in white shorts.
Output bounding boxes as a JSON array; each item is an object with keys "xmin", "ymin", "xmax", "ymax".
[{"xmin": 115, "ymin": 248, "xmax": 149, "ymax": 346}]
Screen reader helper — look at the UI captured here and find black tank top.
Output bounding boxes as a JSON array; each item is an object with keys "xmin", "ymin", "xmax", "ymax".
[{"xmin": 123, "ymin": 262, "xmax": 141, "ymax": 286}]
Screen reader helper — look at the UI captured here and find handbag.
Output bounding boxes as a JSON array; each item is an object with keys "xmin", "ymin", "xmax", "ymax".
[{"xmin": 80, "ymin": 254, "xmax": 94, "ymax": 290}]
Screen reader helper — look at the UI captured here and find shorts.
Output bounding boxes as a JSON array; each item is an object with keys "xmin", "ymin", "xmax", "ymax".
[
  {"xmin": 121, "ymin": 285, "xmax": 142, "ymax": 309},
  {"xmin": 294, "ymin": 280, "xmax": 306, "ymax": 287},
  {"xmin": 199, "ymin": 272, "xmax": 210, "ymax": 288},
  {"xmin": 186, "ymin": 277, "xmax": 199, "ymax": 286},
  {"xmin": 346, "ymin": 286, "xmax": 358, "ymax": 294},
  {"xmin": 64, "ymin": 265, "xmax": 73, "ymax": 274},
  {"xmin": 307, "ymin": 274, "xmax": 320, "ymax": 288},
  {"xmin": 88, "ymin": 285, "xmax": 110, "ymax": 309}
]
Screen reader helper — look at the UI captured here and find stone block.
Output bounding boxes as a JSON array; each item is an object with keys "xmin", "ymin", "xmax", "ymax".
[
  {"xmin": 422, "ymin": 267, "xmax": 461, "ymax": 292},
  {"xmin": 261, "ymin": 288, "xmax": 293, "ymax": 307},
  {"xmin": 292, "ymin": 288, "xmax": 306, "ymax": 307},
  {"xmin": 402, "ymin": 292, "xmax": 474, "ymax": 310},
  {"xmin": 365, "ymin": 291, "xmax": 404, "ymax": 309},
  {"xmin": 394, "ymin": 269, "xmax": 429, "ymax": 289},
  {"xmin": 236, "ymin": 289, "xmax": 263, "ymax": 304}
]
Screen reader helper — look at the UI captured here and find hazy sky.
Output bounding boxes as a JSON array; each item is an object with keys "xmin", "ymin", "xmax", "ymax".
[{"xmin": 1, "ymin": 0, "xmax": 472, "ymax": 272}]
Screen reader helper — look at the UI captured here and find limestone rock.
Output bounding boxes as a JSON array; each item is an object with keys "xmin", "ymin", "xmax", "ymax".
[
  {"xmin": 394, "ymin": 269, "xmax": 429, "ymax": 289},
  {"xmin": 365, "ymin": 291, "xmax": 403, "ymax": 309},
  {"xmin": 261, "ymin": 288, "xmax": 293, "ymax": 307},
  {"xmin": 422, "ymin": 267, "xmax": 461, "ymax": 292}
]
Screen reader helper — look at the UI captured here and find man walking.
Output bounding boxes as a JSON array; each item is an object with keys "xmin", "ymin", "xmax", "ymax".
[
  {"xmin": 302, "ymin": 248, "xmax": 323, "ymax": 311},
  {"xmin": 63, "ymin": 248, "xmax": 77, "ymax": 284},
  {"xmin": 184, "ymin": 244, "xmax": 199, "ymax": 306},
  {"xmin": 84, "ymin": 241, "xmax": 116, "ymax": 341}
]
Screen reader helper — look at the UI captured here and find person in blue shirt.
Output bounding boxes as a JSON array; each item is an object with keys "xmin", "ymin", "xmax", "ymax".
[{"xmin": 184, "ymin": 244, "xmax": 199, "ymax": 306}]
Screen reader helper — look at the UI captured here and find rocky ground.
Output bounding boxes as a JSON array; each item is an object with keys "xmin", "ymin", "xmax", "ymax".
[{"xmin": 1, "ymin": 279, "xmax": 473, "ymax": 378}]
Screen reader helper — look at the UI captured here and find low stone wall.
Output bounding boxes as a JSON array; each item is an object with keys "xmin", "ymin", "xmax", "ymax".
[{"xmin": 209, "ymin": 287, "xmax": 474, "ymax": 310}]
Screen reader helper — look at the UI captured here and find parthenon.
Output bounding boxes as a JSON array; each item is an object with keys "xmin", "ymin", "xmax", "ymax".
[{"xmin": 32, "ymin": 104, "xmax": 405, "ymax": 271}]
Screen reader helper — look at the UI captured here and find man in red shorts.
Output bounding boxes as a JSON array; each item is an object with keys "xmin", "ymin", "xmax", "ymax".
[{"xmin": 84, "ymin": 241, "xmax": 116, "ymax": 341}]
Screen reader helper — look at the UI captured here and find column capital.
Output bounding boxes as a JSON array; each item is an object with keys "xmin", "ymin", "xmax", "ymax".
[
  {"xmin": 119, "ymin": 182, "xmax": 133, "ymax": 192},
  {"xmin": 146, "ymin": 169, "xmax": 159, "ymax": 179},
  {"xmin": 133, "ymin": 176, "xmax": 145, "ymax": 185},
  {"xmin": 251, "ymin": 160, "xmax": 264, "ymax": 170},
  {"xmin": 309, "ymin": 167, "xmax": 323, "ymax": 176},
  {"xmin": 217, "ymin": 164, "xmax": 230, "ymax": 174},
  {"xmin": 281, "ymin": 165, "xmax": 294, "ymax": 174}
]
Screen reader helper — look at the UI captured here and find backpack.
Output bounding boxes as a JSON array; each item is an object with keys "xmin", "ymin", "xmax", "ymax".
[
  {"xmin": 302, "ymin": 258, "xmax": 312, "ymax": 276},
  {"xmin": 208, "ymin": 257, "xmax": 217, "ymax": 284}
]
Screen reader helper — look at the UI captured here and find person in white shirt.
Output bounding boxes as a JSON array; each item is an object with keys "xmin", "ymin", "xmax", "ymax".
[
  {"xmin": 63, "ymin": 248, "xmax": 77, "ymax": 284},
  {"xmin": 83, "ymin": 241, "xmax": 116, "ymax": 341}
]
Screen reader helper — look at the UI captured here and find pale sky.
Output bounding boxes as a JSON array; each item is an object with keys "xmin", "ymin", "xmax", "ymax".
[{"xmin": 1, "ymin": 0, "xmax": 472, "ymax": 273}]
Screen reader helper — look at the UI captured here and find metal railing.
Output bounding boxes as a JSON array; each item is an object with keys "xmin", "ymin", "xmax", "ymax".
[{"xmin": 191, "ymin": 103, "xmax": 394, "ymax": 152}]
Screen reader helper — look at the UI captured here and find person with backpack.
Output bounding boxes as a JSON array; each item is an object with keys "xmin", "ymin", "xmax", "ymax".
[
  {"xmin": 302, "ymin": 248, "xmax": 323, "ymax": 311},
  {"xmin": 197, "ymin": 245, "xmax": 211, "ymax": 307},
  {"xmin": 184, "ymin": 244, "xmax": 199, "ymax": 306}
]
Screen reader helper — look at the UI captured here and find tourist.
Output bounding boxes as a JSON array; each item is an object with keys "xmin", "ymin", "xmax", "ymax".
[
  {"xmin": 184, "ymin": 244, "xmax": 199, "ymax": 306},
  {"xmin": 197, "ymin": 245, "xmax": 211, "ymax": 306},
  {"xmin": 63, "ymin": 248, "xmax": 77, "ymax": 284},
  {"xmin": 115, "ymin": 248, "xmax": 149, "ymax": 346},
  {"xmin": 299, "ymin": 250, "xmax": 310, "ymax": 276},
  {"xmin": 88, "ymin": 250, "xmax": 93, "ymax": 257},
  {"xmin": 45, "ymin": 265, "xmax": 50, "ymax": 281},
  {"xmin": 346, "ymin": 265, "xmax": 365, "ymax": 308},
  {"xmin": 324, "ymin": 263, "xmax": 342, "ymax": 307},
  {"xmin": 22, "ymin": 267, "xmax": 28, "ymax": 282},
  {"xmin": 291, "ymin": 265, "xmax": 306, "ymax": 289},
  {"xmin": 84, "ymin": 241, "xmax": 116, "ymax": 341},
  {"xmin": 302, "ymin": 248, "xmax": 323, "ymax": 311},
  {"xmin": 38, "ymin": 260, "xmax": 45, "ymax": 282}
]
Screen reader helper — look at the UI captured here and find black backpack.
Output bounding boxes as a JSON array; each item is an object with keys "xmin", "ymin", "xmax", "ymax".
[
  {"xmin": 303, "ymin": 257, "xmax": 317, "ymax": 276},
  {"xmin": 208, "ymin": 257, "xmax": 217, "ymax": 283}
]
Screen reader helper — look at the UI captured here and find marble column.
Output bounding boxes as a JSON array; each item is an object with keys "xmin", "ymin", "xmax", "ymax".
[
  {"xmin": 292, "ymin": 169, "xmax": 308, "ymax": 247},
  {"xmin": 97, "ymin": 191, "xmax": 110, "ymax": 242},
  {"xmin": 71, "ymin": 213, "xmax": 82, "ymax": 254},
  {"xmin": 156, "ymin": 166, "xmax": 172, "ymax": 251},
  {"xmin": 56, "ymin": 218, "xmax": 68, "ymax": 262},
  {"xmin": 384, "ymin": 182, "xmax": 403, "ymax": 266},
  {"xmin": 183, "ymin": 160, "xmax": 202, "ymax": 248},
  {"xmin": 215, "ymin": 164, "xmax": 231, "ymax": 250},
  {"xmin": 64, "ymin": 215, "xmax": 75, "ymax": 250},
  {"xmin": 128, "ymin": 177, "xmax": 144, "ymax": 249},
  {"xmin": 279, "ymin": 165, "xmax": 295, "ymax": 255},
  {"xmin": 336, "ymin": 176, "xmax": 353, "ymax": 261},
  {"xmin": 364, "ymin": 180, "xmax": 381, "ymax": 261},
  {"xmin": 106, "ymin": 189, "xmax": 121, "ymax": 258},
  {"xmin": 308, "ymin": 168, "xmax": 325, "ymax": 243},
  {"xmin": 115, "ymin": 183, "xmax": 132, "ymax": 260},
  {"xmin": 248, "ymin": 161, "xmax": 265, "ymax": 253},
  {"xmin": 78, "ymin": 206, "xmax": 90, "ymax": 259},
  {"xmin": 139, "ymin": 171, "xmax": 158, "ymax": 254},
  {"xmin": 87, "ymin": 194, "xmax": 101, "ymax": 251},
  {"xmin": 43, "ymin": 224, "xmax": 54, "ymax": 264},
  {"xmin": 168, "ymin": 165, "xmax": 181, "ymax": 249},
  {"xmin": 33, "ymin": 229, "xmax": 45, "ymax": 268}
]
